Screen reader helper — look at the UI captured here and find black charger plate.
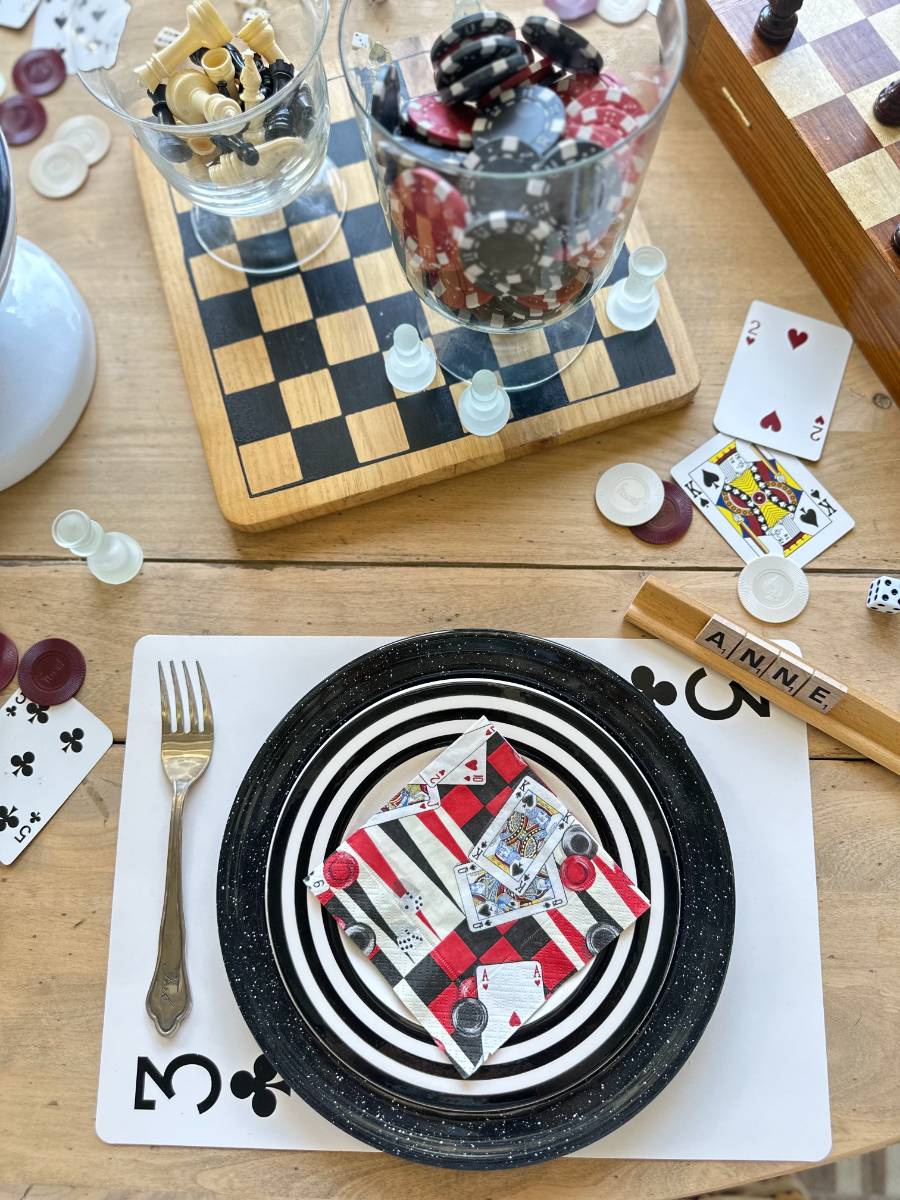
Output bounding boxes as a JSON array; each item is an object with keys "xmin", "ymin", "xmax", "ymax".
[{"xmin": 217, "ymin": 630, "xmax": 734, "ymax": 1169}]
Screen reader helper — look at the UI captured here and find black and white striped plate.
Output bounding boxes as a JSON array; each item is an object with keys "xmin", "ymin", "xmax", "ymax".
[{"xmin": 217, "ymin": 631, "xmax": 734, "ymax": 1169}]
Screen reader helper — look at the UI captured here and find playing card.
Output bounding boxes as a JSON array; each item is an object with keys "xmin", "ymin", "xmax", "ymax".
[
  {"xmin": 32, "ymin": 0, "xmax": 73, "ymax": 60},
  {"xmin": 419, "ymin": 717, "xmax": 493, "ymax": 788},
  {"xmin": 671, "ymin": 434, "xmax": 854, "ymax": 566},
  {"xmin": 476, "ymin": 961, "xmax": 545, "ymax": 1059},
  {"xmin": 0, "ymin": 688, "xmax": 113, "ymax": 865},
  {"xmin": 0, "ymin": 0, "xmax": 41, "ymax": 31},
  {"xmin": 46, "ymin": 0, "xmax": 131, "ymax": 72},
  {"xmin": 714, "ymin": 301, "xmax": 852, "ymax": 462},
  {"xmin": 366, "ymin": 779, "xmax": 441, "ymax": 825},
  {"xmin": 470, "ymin": 774, "xmax": 573, "ymax": 894},
  {"xmin": 455, "ymin": 858, "xmax": 566, "ymax": 931}
]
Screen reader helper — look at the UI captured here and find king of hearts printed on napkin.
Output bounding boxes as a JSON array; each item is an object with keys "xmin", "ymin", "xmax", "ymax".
[{"xmin": 305, "ymin": 717, "xmax": 649, "ymax": 1078}]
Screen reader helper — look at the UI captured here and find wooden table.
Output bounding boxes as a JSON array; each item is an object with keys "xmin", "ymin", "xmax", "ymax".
[{"xmin": 1, "ymin": 14, "xmax": 899, "ymax": 1200}]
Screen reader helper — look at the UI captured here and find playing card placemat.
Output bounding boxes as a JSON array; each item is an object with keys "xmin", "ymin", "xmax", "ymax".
[
  {"xmin": 133, "ymin": 73, "xmax": 699, "ymax": 533},
  {"xmin": 96, "ymin": 635, "xmax": 830, "ymax": 1160}
]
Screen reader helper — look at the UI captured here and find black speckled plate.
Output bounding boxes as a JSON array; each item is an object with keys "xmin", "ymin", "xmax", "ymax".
[{"xmin": 217, "ymin": 631, "xmax": 734, "ymax": 1169}]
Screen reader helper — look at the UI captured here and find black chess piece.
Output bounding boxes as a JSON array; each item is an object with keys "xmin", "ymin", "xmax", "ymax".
[
  {"xmin": 224, "ymin": 42, "xmax": 246, "ymax": 78},
  {"xmin": 148, "ymin": 85, "xmax": 193, "ymax": 163},
  {"xmin": 264, "ymin": 59, "xmax": 297, "ymax": 141},
  {"xmin": 255, "ymin": 53, "xmax": 272, "ymax": 100},
  {"xmin": 891, "ymin": 223, "xmax": 900, "ymax": 256},
  {"xmin": 873, "ymin": 78, "xmax": 900, "ymax": 126},
  {"xmin": 291, "ymin": 82, "xmax": 315, "ymax": 139},
  {"xmin": 211, "ymin": 133, "xmax": 261, "ymax": 165},
  {"xmin": 754, "ymin": 0, "xmax": 803, "ymax": 44},
  {"xmin": 189, "ymin": 46, "xmax": 210, "ymax": 65}
]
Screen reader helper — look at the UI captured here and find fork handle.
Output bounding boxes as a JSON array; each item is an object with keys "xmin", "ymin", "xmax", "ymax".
[{"xmin": 146, "ymin": 780, "xmax": 192, "ymax": 1036}]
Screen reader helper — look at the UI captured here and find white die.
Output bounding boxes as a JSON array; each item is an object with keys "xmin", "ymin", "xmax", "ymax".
[{"xmin": 866, "ymin": 575, "xmax": 900, "ymax": 613}]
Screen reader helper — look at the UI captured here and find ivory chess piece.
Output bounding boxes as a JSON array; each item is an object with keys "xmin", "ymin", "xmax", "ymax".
[
  {"xmin": 51, "ymin": 509, "xmax": 143, "ymax": 585},
  {"xmin": 135, "ymin": 0, "xmax": 233, "ymax": 90},
  {"xmin": 238, "ymin": 12, "xmax": 285, "ymax": 62},
  {"xmin": 208, "ymin": 134, "xmax": 298, "ymax": 183},
  {"xmin": 239, "ymin": 49, "xmax": 263, "ymax": 106},
  {"xmin": 201, "ymin": 46, "xmax": 238, "ymax": 98},
  {"xmin": 167, "ymin": 69, "xmax": 242, "ymax": 123}
]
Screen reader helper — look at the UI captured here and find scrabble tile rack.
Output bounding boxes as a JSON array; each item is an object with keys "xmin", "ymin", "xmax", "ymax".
[
  {"xmin": 683, "ymin": 0, "xmax": 900, "ymax": 400},
  {"xmin": 133, "ymin": 74, "xmax": 700, "ymax": 532}
]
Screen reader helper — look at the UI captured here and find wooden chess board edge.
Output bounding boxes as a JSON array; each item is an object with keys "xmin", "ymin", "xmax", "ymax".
[
  {"xmin": 133, "ymin": 144, "xmax": 699, "ymax": 533},
  {"xmin": 683, "ymin": 5, "xmax": 900, "ymax": 401}
]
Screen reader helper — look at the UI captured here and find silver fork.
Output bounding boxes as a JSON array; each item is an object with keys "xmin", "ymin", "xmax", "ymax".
[{"xmin": 146, "ymin": 660, "xmax": 214, "ymax": 1037}]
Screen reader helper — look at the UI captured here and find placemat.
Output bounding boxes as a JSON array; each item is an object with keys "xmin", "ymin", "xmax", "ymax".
[
  {"xmin": 134, "ymin": 72, "xmax": 700, "ymax": 532},
  {"xmin": 96, "ymin": 634, "xmax": 830, "ymax": 1160}
]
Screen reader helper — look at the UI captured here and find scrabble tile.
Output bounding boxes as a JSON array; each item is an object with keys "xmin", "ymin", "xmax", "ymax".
[
  {"xmin": 767, "ymin": 651, "xmax": 815, "ymax": 696},
  {"xmin": 795, "ymin": 669, "xmax": 849, "ymax": 713},
  {"xmin": 730, "ymin": 632, "xmax": 782, "ymax": 678},
  {"xmin": 696, "ymin": 615, "xmax": 747, "ymax": 659}
]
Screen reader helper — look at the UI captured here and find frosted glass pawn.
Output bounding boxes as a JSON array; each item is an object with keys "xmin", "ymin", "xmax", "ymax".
[
  {"xmin": 52, "ymin": 509, "xmax": 143, "ymax": 585},
  {"xmin": 385, "ymin": 324, "xmax": 437, "ymax": 392},
  {"xmin": 605, "ymin": 245, "xmax": 667, "ymax": 332},
  {"xmin": 459, "ymin": 369, "xmax": 510, "ymax": 437}
]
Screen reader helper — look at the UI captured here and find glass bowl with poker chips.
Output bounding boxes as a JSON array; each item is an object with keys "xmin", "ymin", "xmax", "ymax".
[
  {"xmin": 339, "ymin": 1, "xmax": 686, "ymax": 387},
  {"xmin": 69, "ymin": 0, "xmax": 346, "ymax": 273}
]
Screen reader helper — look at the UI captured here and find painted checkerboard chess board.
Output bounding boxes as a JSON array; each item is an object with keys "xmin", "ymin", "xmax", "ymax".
[{"xmin": 134, "ymin": 75, "xmax": 699, "ymax": 531}]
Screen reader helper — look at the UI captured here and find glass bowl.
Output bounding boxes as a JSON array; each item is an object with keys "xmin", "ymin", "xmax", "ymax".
[{"xmin": 339, "ymin": 0, "xmax": 687, "ymax": 386}]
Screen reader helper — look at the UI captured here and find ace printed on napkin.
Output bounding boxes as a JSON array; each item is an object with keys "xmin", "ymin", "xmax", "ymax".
[
  {"xmin": 306, "ymin": 717, "xmax": 649, "ymax": 1078},
  {"xmin": 0, "ymin": 688, "xmax": 112, "ymax": 865}
]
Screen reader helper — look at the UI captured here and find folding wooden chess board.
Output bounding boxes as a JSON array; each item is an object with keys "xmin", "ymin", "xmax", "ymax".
[
  {"xmin": 684, "ymin": 0, "xmax": 900, "ymax": 400},
  {"xmin": 134, "ymin": 75, "xmax": 699, "ymax": 531}
]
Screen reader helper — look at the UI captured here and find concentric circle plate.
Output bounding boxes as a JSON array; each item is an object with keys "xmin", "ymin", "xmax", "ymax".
[{"xmin": 218, "ymin": 630, "xmax": 734, "ymax": 1169}]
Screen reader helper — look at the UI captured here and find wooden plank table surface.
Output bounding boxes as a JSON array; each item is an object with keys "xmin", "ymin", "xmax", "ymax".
[{"xmin": 1, "ymin": 12, "xmax": 899, "ymax": 1200}]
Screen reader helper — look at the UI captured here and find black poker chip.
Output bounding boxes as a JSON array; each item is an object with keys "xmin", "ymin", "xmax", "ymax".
[
  {"xmin": 472, "ymin": 83, "xmax": 566, "ymax": 155},
  {"xmin": 371, "ymin": 62, "xmax": 403, "ymax": 132},
  {"xmin": 455, "ymin": 210, "xmax": 562, "ymax": 296},
  {"xmin": 429, "ymin": 9, "xmax": 515, "ymax": 64},
  {"xmin": 539, "ymin": 136, "xmax": 604, "ymax": 168},
  {"xmin": 521, "ymin": 15, "xmax": 604, "ymax": 74},
  {"xmin": 434, "ymin": 34, "xmax": 521, "ymax": 91},
  {"xmin": 459, "ymin": 134, "xmax": 542, "ymax": 212},
  {"xmin": 440, "ymin": 51, "xmax": 529, "ymax": 103}
]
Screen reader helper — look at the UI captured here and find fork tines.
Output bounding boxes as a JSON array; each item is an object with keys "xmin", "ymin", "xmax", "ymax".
[{"xmin": 157, "ymin": 660, "xmax": 213, "ymax": 734}]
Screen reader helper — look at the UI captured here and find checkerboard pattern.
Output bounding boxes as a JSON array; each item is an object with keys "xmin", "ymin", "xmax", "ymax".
[
  {"xmin": 138, "ymin": 74, "xmax": 697, "ymax": 528},
  {"xmin": 720, "ymin": 0, "xmax": 900, "ymax": 263}
]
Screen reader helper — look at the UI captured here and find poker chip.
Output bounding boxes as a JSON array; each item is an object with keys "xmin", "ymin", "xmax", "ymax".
[
  {"xmin": 431, "ymin": 263, "xmax": 492, "ymax": 312},
  {"xmin": 12, "ymin": 48, "xmax": 66, "ymax": 98},
  {"xmin": 18, "ymin": 638, "xmax": 86, "ymax": 707},
  {"xmin": 345, "ymin": 923, "xmax": 376, "ymax": 956},
  {"xmin": 435, "ymin": 34, "xmax": 520, "ymax": 89},
  {"xmin": 595, "ymin": 462, "xmax": 665, "ymax": 527},
  {"xmin": 429, "ymin": 9, "xmax": 515, "ymax": 64},
  {"xmin": 596, "ymin": 0, "xmax": 648, "ymax": 22},
  {"xmin": 477, "ymin": 55, "xmax": 556, "ymax": 106},
  {"xmin": 560, "ymin": 854, "xmax": 596, "ymax": 892},
  {"xmin": 539, "ymin": 135, "xmax": 604, "ymax": 169},
  {"xmin": 520, "ymin": 15, "xmax": 604, "ymax": 74},
  {"xmin": 0, "ymin": 633, "xmax": 18, "ymax": 694},
  {"xmin": 567, "ymin": 83, "xmax": 647, "ymax": 123},
  {"xmin": 548, "ymin": 0, "xmax": 598, "ymax": 18},
  {"xmin": 630, "ymin": 480, "xmax": 694, "ymax": 545},
  {"xmin": 551, "ymin": 72, "xmax": 606, "ymax": 102},
  {"xmin": 404, "ymin": 93, "xmax": 477, "ymax": 149},
  {"xmin": 28, "ymin": 141, "xmax": 89, "ymax": 199},
  {"xmin": 0, "ymin": 95, "xmax": 47, "ymax": 146},
  {"xmin": 371, "ymin": 62, "xmax": 403, "ymax": 132},
  {"xmin": 440, "ymin": 51, "xmax": 529, "ymax": 103},
  {"xmin": 451, "ymin": 996, "xmax": 489, "ymax": 1036},
  {"xmin": 737, "ymin": 556, "xmax": 810, "ymax": 623},
  {"xmin": 389, "ymin": 167, "xmax": 469, "ymax": 266},
  {"xmin": 562, "ymin": 824, "xmax": 597, "ymax": 857},
  {"xmin": 54, "ymin": 114, "xmax": 112, "ymax": 165},
  {"xmin": 472, "ymin": 84, "xmax": 566, "ymax": 155},
  {"xmin": 0, "ymin": 68, "xmax": 6, "ymax": 100},
  {"xmin": 456, "ymin": 209, "xmax": 561, "ymax": 296},
  {"xmin": 586, "ymin": 921, "xmax": 621, "ymax": 955},
  {"xmin": 322, "ymin": 850, "xmax": 359, "ymax": 888},
  {"xmin": 387, "ymin": 133, "xmax": 468, "ymax": 175},
  {"xmin": 457, "ymin": 975, "xmax": 478, "ymax": 1000},
  {"xmin": 572, "ymin": 115, "xmax": 639, "ymax": 148}
]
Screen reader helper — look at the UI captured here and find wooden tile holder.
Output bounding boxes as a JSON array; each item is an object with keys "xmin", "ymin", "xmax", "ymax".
[{"xmin": 625, "ymin": 576, "xmax": 900, "ymax": 778}]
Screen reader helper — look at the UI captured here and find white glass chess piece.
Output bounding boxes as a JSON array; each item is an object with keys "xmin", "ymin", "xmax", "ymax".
[
  {"xmin": 51, "ymin": 509, "xmax": 143, "ymax": 585},
  {"xmin": 605, "ymin": 245, "xmax": 667, "ymax": 332},
  {"xmin": 385, "ymin": 323, "xmax": 437, "ymax": 392},
  {"xmin": 458, "ymin": 369, "xmax": 511, "ymax": 437}
]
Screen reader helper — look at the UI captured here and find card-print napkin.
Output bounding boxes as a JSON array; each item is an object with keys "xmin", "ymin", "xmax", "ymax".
[{"xmin": 306, "ymin": 717, "xmax": 650, "ymax": 1077}]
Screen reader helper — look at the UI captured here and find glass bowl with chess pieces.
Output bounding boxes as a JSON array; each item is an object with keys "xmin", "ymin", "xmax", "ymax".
[
  {"xmin": 339, "ymin": 0, "xmax": 686, "ymax": 388},
  {"xmin": 69, "ymin": 0, "xmax": 346, "ymax": 273}
]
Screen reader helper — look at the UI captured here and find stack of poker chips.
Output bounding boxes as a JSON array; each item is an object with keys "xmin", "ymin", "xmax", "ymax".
[
  {"xmin": 371, "ymin": 11, "xmax": 655, "ymax": 331},
  {"xmin": 138, "ymin": 0, "xmax": 313, "ymax": 181}
]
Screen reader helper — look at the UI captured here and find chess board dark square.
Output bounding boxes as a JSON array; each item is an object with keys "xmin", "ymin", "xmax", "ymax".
[
  {"xmin": 605, "ymin": 323, "xmax": 675, "ymax": 389},
  {"xmin": 224, "ymin": 383, "xmax": 292, "ymax": 446},
  {"xmin": 343, "ymin": 202, "xmax": 393, "ymax": 258},
  {"xmin": 544, "ymin": 310, "xmax": 604, "ymax": 354},
  {"xmin": 718, "ymin": 0, "xmax": 807, "ymax": 60},
  {"xmin": 291, "ymin": 416, "xmax": 359, "ymax": 481},
  {"xmin": 395, "ymin": 386, "xmax": 465, "ymax": 450},
  {"xmin": 331, "ymin": 353, "xmax": 399, "ymax": 413},
  {"xmin": 509, "ymin": 370, "xmax": 569, "ymax": 419},
  {"xmin": 606, "ymin": 248, "xmax": 631, "ymax": 286},
  {"xmin": 431, "ymin": 328, "xmax": 500, "ymax": 375},
  {"xmin": 794, "ymin": 95, "xmax": 882, "ymax": 171},
  {"xmin": 328, "ymin": 117, "xmax": 366, "ymax": 167},
  {"xmin": 179, "ymin": 208, "xmax": 233, "ymax": 252},
  {"xmin": 264, "ymin": 322, "xmax": 328, "ymax": 378},
  {"xmin": 303, "ymin": 259, "xmax": 366, "ymax": 317},
  {"xmin": 237, "ymin": 228, "xmax": 298, "ymax": 274},
  {"xmin": 811, "ymin": 20, "xmax": 900, "ymax": 91},
  {"xmin": 200, "ymin": 289, "xmax": 263, "ymax": 350},
  {"xmin": 284, "ymin": 190, "xmax": 337, "ymax": 224},
  {"xmin": 367, "ymin": 291, "xmax": 426, "ymax": 349}
]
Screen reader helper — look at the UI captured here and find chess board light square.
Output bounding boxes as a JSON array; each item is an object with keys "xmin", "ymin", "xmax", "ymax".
[
  {"xmin": 345, "ymin": 402, "xmax": 410, "ymax": 461},
  {"xmin": 281, "ymin": 369, "xmax": 342, "ymax": 426},
  {"xmin": 214, "ymin": 336, "xmax": 275, "ymax": 394},
  {"xmin": 190, "ymin": 248, "xmax": 247, "ymax": 301},
  {"xmin": 828, "ymin": 147, "xmax": 900, "ymax": 226},
  {"xmin": 355, "ymin": 247, "xmax": 411, "ymax": 303},
  {"xmin": 754, "ymin": 43, "xmax": 845, "ymax": 116},
  {"xmin": 847, "ymin": 75, "xmax": 900, "ymax": 145},
  {"xmin": 317, "ymin": 306, "xmax": 379, "ymax": 364},
  {"xmin": 557, "ymin": 340, "xmax": 618, "ymax": 400},
  {"xmin": 252, "ymin": 274, "xmax": 313, "ymax": 331},
  {"xmin": 239, "ymin": 433, "xmax": 302, "ymax": 491},
  {"xmin": 869, "ymin": 4, "xmax": 900, "ymax": 57},
  {"xmin": 797, "ymin": 0, "xmax": 865, "ymax": 41}
]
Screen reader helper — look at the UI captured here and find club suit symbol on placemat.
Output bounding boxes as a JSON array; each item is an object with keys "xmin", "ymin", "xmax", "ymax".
[
  {"xmin": 10, "ymin": 752, "xmax": 35, "ymax": 777},
  {"xmin": 230, "ymin": 1054, "xmax": 290, "ymax": 1117},
  {"xmin": 133, "ymin": 1054, "xmax": 222, "ymax": 1114},
  {"xmin": 0, "ymin": 804, "xmax": 20, "ymax": 830},
  {"xmin": 630, "ymin": 666, "xmax": 677, "ymax": 706},
  {"xmin": 685, "ymin": 668, "xmax": 770, "ymax": 723},
  {"xmin": 60, "ymin": 727, "xmax": 84, "ymax": 753},
  {"xmin": 26, "ymin": 703, "xmax": 49, "ymax": 724}
]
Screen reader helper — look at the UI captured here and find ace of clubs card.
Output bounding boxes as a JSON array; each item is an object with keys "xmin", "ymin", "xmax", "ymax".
[
  {"xmin": 713, "ymin": 301, "xmax": 852, "ymax": 462},
  {"xmin": 670, "ymin": 434, "xmax": 854, "ymax": 566}
]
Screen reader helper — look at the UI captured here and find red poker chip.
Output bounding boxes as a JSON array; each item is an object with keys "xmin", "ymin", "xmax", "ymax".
[
  {"xmin": 389, "ymin": 167, "xmax": 469, "ymax": 270},
  {"xmin": 404, "ymin": 93, "xmax": 476, "ymax": 149},
  {"xmin": 476, "ymin": 55, "xmax": 556, "ymax": 106},
  {"xmin": 322, "ymin": 850, "xmax": 359, "ymax": 889},
  {"xmin": 0, "ymin": 633, "xmax": 18, "ymax": 693},
  {"xmin": 560, "ymin": 854, "xmax": 596, "ymax": 892},
  {"xmin": 0, "ymin": 95, "xmax": 47, "ymax": 146},
  {"xmin": 631, "ymin": 480, "xmax": 694, "ymax": 545},
  {"xmin": 551, "ymin": 71, "xmax": 602, "ymax": 102},
  {"xmin": 457, "ymin": 974, "xmax": 478, "ymax": 999},
  {"xmin": 13, "ymin": 48, "xmax": 66, "ymax": 97},
  {"xmin": 18, "ymin": 637, "xmax": 86, "ymax": 706},
  {"xmin": 567, "ymin": 83, "xmax": 646, "ymax": 123}
]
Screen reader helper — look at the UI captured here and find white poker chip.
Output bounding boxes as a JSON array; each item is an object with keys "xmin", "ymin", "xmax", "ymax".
[
  {"xmin": 28, "ymin": 141, "xmax": 89, "ymax": 199},
  {"xmin": 595, "ymin": 462, "xmax": 665, "ymax": 526},
  {"xmin": 54, "ymin": 114, "xmax": 111, "ymax": 165},
  {"xmin": 737, "ymin": 556, "xmax": 809, "ymax": 623},
  {"xmin": 0, "ymin": 67, "xmax": 6, "ymax": 100},
  {"xmin": 596, "ymin": 0, "xmax": 648, "ymax": 22}
]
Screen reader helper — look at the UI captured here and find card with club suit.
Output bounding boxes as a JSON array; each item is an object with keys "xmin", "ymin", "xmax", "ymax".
[{"xmin": 713, "ymin": 301, "xmax": 852, "ymax": 462}]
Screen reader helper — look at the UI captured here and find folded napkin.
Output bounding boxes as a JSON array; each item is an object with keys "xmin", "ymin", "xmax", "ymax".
[{"xmin": 306, "ymin": 717, "xmax": 650, "ymax": 1077}]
